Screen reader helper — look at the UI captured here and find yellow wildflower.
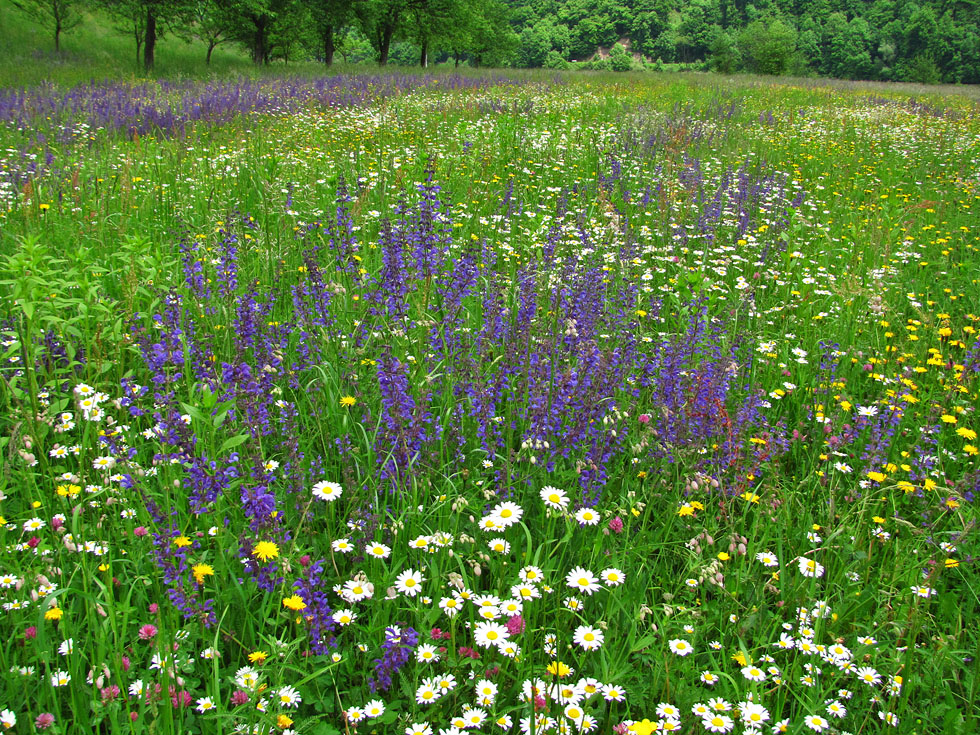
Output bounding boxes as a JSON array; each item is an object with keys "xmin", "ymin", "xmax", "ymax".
[
  {"xmin": 629, "ymin": 720, "xmax": 657, "ymax": 735},
  {"xmin": 546, "ymin": 661, "xmax": 572, "ymax": 678},
  {"xmin": 192, "ymin": 563, "xmax": 214, "ymax": 585},
  {"xmin": 252, "ymin": 541, "xmax": 279, "ymax": 562}
]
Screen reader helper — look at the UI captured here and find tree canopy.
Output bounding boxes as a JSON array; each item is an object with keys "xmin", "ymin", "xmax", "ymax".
[{"xmin": 12, "ymin": 0, "xmax": 980, "ymax": 81}]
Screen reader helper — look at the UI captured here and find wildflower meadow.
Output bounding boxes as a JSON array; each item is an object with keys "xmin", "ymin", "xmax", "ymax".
[{"xmin": 0, "ymin": 70, "xmax": 978, "ymax": 735}]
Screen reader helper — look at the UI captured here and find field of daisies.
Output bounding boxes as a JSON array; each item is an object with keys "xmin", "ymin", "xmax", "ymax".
[{"xmin": 0, "ymin": 70, "xmax": 978, "ymax": 735}]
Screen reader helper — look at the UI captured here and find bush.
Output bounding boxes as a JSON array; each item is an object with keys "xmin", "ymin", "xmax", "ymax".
[
  {"xmin": 740, "ymin": 18, "xmax": 797, "ymax": 76},
  {"xmin": 543, "ymin": 50, "xmax": 569, "ymax": 70},
  {"xmin": 610, "ymin": 43, "xmax": 632, "ymax": 72},
  {"xmin": 709, "ymin": 28, "xmax": 741, "ymax": 73},
  {"xmin": 903, "ymin": 53, "xmax": 941, "ymax": 84}
]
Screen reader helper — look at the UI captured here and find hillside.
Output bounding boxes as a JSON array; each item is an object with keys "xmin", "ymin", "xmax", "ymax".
[
  {"xmin": 0, "ymin": 3, "xmax": 256, "ymax": 87},
  {"xmin": 3, "ymin": 0, "xmax": 979, "ymax": 86}
]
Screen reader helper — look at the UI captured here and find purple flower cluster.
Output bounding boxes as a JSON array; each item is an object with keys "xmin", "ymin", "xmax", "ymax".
[
  {"xmin": 368, "ymin": 626, "xmax": 419, "ymax": 693},
  {"xmin": 121, "ymin": 167, "xmax": 797, "ymax": 634},
  {"xmin": 293, "ymin": 560, "xmax": 336, "ymax": 656}
]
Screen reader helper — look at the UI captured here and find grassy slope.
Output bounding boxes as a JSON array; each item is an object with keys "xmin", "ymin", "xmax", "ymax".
[
  {"xmin": 4, "ymin": 2, "xmax": 979, "ymax": 101},
  {"xmin": 0, "ymin": 3, "xmax": 262, "ymax": 87}
]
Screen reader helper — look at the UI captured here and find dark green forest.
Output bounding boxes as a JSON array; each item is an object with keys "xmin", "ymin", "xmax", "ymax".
[{"xmin": 8, "ymin": 0, "xmax": 980, "ymax": 82}]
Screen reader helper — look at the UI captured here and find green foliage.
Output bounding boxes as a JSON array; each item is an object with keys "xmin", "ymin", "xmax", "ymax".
[
  {"xmin": 739, "ymin": 16, "xmax": 797, "ymax": 76},
  {"xmin": 6, "ymin": 0, "xmax": 980, "ymax": 78},
  {"xmin": 707, "ymin": 24, "xmax": 739, "ymax": 73},
  {"xmin": 0, "ymin": 0, "xmax": 253, "ymax": 84},
  {"xmin": 904, "ymin": 52, "xmax": 942, "ymax": 84},
  {"xmin": 1, "ymin": 68, "xmax": 979, "ymax": 735},
  {"xmin": 609, "ymin": 41, "xmax": 632, "ymax": 71},
  {"xmin": 9, "ymin": 0, "xmax": 82, "ymax": 51}
]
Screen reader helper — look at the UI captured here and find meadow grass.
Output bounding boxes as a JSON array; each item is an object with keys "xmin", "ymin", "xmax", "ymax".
[{"xmin": 0, "ymin": 68, "xmax": 978, "ymax": 735}]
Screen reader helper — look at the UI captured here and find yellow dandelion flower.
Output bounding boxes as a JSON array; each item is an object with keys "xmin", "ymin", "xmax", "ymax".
[
  {"xmin": 629, "ymin": 720, "xmax": 657, "ymax": 735},
  {"xmin": 192, "ymin": 563, "xmax": 214, "ymax": 585},
  {"xmin": 252, "ymin": 541, "xmax": 279, "ymax": 562},
  {"xmin": 283, "ymin": 595, "xmax": 307, "ymax": 611},
  {"xmin": 940, "ymin": 414, "xmax": 957, "ymax": 424},
  {"xmin": 340, "ymin": 395, "xmax": 357, "ymax": 407},
  {"xmin": 173, "ymin": 536, "xmax": 192, "ymax": 548},
  {"xmin": 546, "ymin": 661, "xmax": 572, "ymax": 678},
  {"xmin": 248, "ymin": 650, "xmax": 269, "ymax": 664},
  {"xmin": 45, "ymin": 606, "xmax": 64, "ymax": 621}
]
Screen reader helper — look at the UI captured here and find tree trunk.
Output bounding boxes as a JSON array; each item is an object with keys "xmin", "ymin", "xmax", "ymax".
[
  {"xmin": 379, "ymin": 24, "xmax": 394, "ymax": 65},
  {"xmin": 323, "ymin": 25, "xmax": 335, "ymax": 66},
  {"xmin": 135, "ymin": 26, "xmax": 143, "ymax": 68},
  {"xmin": 54, "ymin": 17, "xmax": 62, "ymax": 52},
  {"xmin": 144, "ymin": 10, "xmax": 157, "ymax": 72},
  {"xmin": 420, "ymin": 37, "xmax": 428, "ymax": 67},
  {"xmin": 207, "ymin": 41, "xmax": 216, "ymax": 65},
  {"xmin": 251, "ymin": 15, "xmax": 269, "ymax": 64}
]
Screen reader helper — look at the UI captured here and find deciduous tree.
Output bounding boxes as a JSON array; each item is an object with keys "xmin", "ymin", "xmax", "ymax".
[{"xmin": 10, "ymin": 0, "xmax": 80, "ymax": 51}]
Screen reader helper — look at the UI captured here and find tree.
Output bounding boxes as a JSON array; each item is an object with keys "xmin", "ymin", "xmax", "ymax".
[
  {"xmin": 945, "ymin": 25, "xmax": 980, "ymax": 84},
  {"xmin": 405, "ymin": 0, "xmax": 467, "ymax": 67},
  {"xmin": 708, "ymin": 24, "xmax": 741, "ymax": 71},
  {"xmin": 213, "ymin": 0, "xmax": 305, "ymax": 64},
  {"xmin": 189, "ymin": 0, "xmax": 235, "ymax": 64},
  {"xmin": 677, "ymin": 0, "xmax": 715, "ymax": 62},
  {"xmin": 10, "ymin": 0, "xmax": 81, "ymax": 51},
  {"xmin": 355, "ymin": 0, "xmax": 412, "ymax": 65},
  {"xmin": 267, "ymin": 1, "xmax": 311, "ymax": 62},
  {"xmin": 822, "ymin": 12, "xmax": 875, "ymax": 78},
  {"xmin": 609, "ymin": 40, "xmax": 632, "ymax": 70},
  {"xmin": 629, "ymin": 0, "xmax": 670, "ymax": 58},
  {"xmin": 308, "ymin": 0, "xmax": 352, "ymax": 65},
  {"xmin": 902, "ymin": 52, "xmax": 940, "ymax": 83},
  {"xmin": 900, "ymin": 4, "xmax": 940, "ymax": 62},
  {"xmin": 739, "ymin": 16, "xmax": 797, "ymax": 75},
  {"xmin": 515, "ymin": 18, "xmax": 553, "ymax": 66},
  {"xmin": 445, "ymin": 0, "xmax": 516, "ymax": 67},
  {"xmin": 99, "ymin": 0, "xmax": 195, "ymax": 71}
]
